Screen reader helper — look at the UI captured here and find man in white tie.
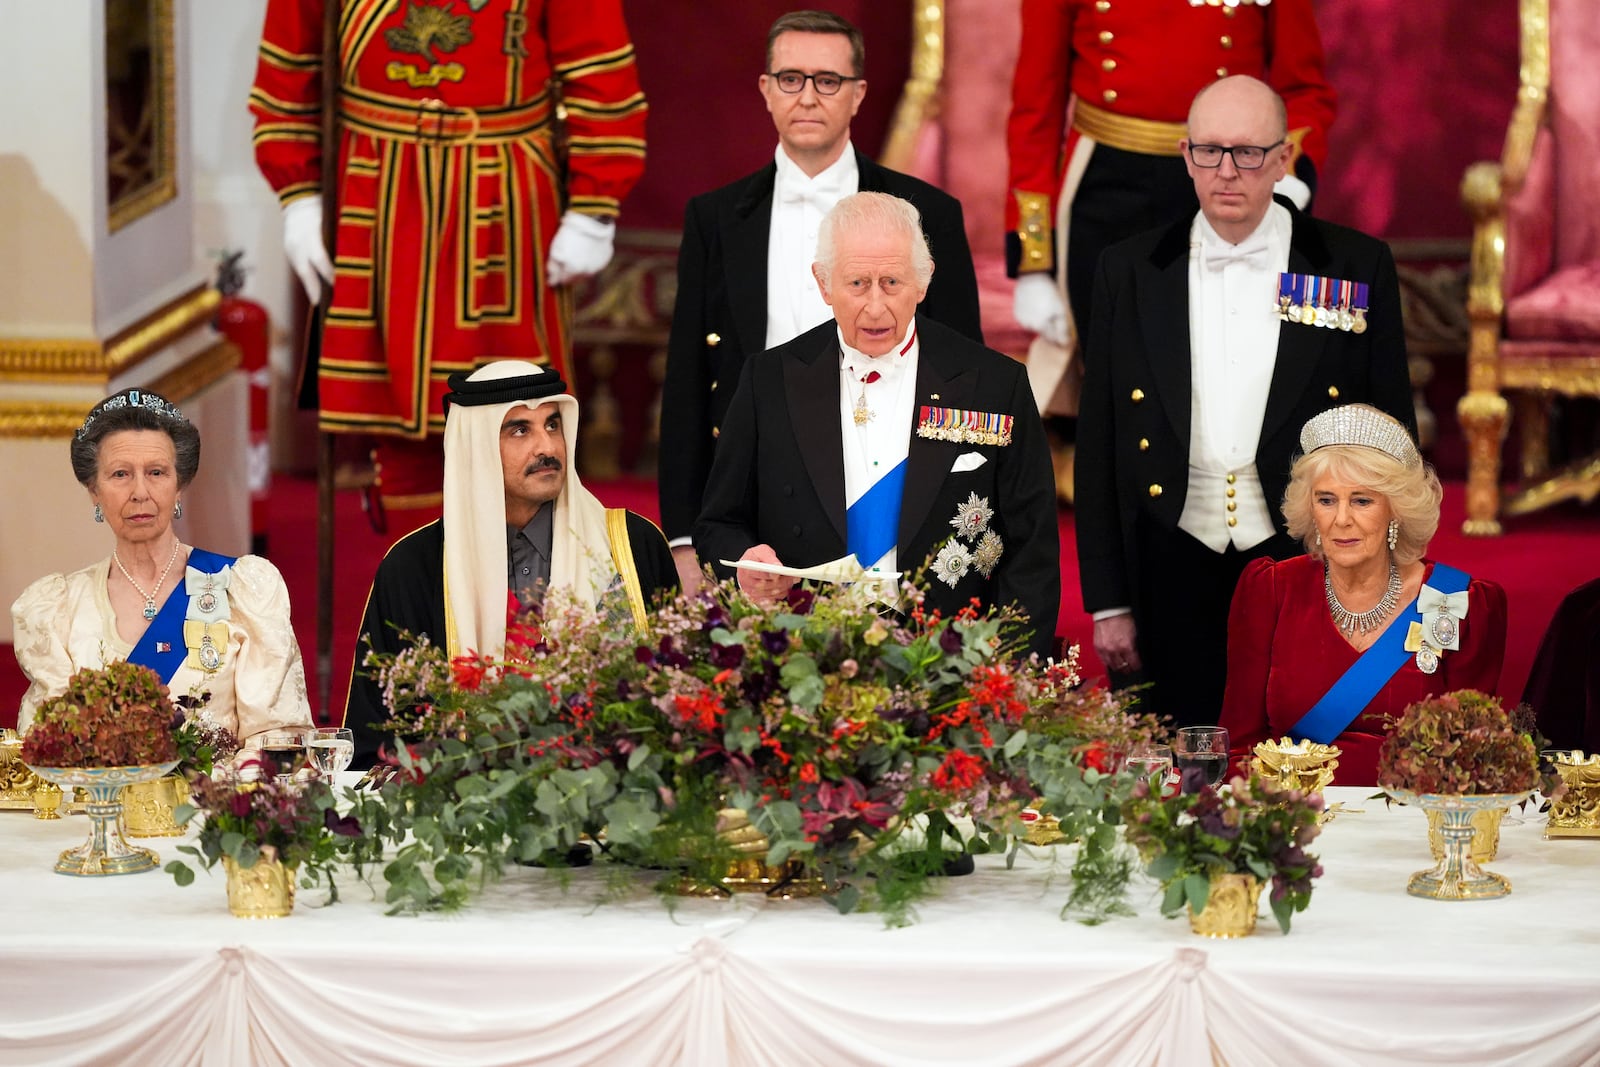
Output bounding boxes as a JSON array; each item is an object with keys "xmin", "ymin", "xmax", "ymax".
[
  {"xmin": 659, "ymin": 10, "xmax": 983, "ymax": 593},
  {"xmin": 695, "ymin": 192, "xmax": 1058, "ymax": 660},
  {"xmin": 1075, "ymin": 75, "xmax": 1414, "ymax": 726}
]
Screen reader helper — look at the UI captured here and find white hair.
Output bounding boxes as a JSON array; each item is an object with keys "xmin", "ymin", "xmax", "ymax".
[{"xmin": 813, "ymin": 191, "xmax": 934, "ymax": 289}]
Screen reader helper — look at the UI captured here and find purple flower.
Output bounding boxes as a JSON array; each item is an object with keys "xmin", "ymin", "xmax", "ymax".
[
  {"xmin": 633, "ymin": 646, "xmax": 655, "ymax": 665},
  {"xmin": 1197, "ymin": 809, "xmax": 1241, "ymax": 840},
  {"xmin": 710, "ymin": 642, "xmax": 745, "ymax": 669},
  {"xmin": 1178, "ymin": 763, "xmax": 1210, "ymax": 795},
  {"xmin": 784, "ymin": 586, "xmax": 815, "ymax": 614},
  {"xmin": 761, "ymin": 630, "xmax": 790, "ymax": 656},
  {"xmin": 323, "ymin": 807, "xmax": 363, "ymax": 838},
  {"xmin": 939, "ymin": 628, "xmax": 964, "ymax": 655}
]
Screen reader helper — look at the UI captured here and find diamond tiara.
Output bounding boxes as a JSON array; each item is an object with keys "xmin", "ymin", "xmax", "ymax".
[
  {"xmin": 76, "ymin": 389, "xmax": 188, "ymax": 440},
  {"xmin": 1299, "ymin": 404, "xmax": 1421, "ymax": 468}
]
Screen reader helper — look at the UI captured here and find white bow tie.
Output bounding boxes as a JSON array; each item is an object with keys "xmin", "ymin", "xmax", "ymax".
[
  {"xmin": 1203, "ymin": 232, "xmax": 1272, "ymax": 271},
  {"xmin": 780, "ymin": 174, "xmax": 846, "ymax": 211}
]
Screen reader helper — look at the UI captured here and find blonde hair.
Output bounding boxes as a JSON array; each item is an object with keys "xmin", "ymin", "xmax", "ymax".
[{"xmin": 1282, "ymin": 445, "xmax": 1443, "ymax": 566}]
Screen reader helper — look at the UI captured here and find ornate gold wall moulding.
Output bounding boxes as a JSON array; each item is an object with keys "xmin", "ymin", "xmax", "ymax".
[
  {"xmin": 0, "ymin": 338, "xmax": 240, "ymax": 439},
  {"xmin": 0, "ymin": 284, "xmax": 220, "ymax": 382},
  {"xmin": 107, "ymin": 0, "xmax": 177, "ymax": 232}
]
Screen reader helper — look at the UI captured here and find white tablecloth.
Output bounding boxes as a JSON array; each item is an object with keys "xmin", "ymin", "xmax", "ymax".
[{"xmin": 1, "ymin": 787, "xmax": 1597, "ymax": 1067}]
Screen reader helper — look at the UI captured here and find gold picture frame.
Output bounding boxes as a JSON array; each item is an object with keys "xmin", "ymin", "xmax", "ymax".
[{"xmin": 106, "ymin": 0, "xmax": 176, "ymax": 232}]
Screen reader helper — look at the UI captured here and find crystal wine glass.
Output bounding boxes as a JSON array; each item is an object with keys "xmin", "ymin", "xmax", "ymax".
[
  {"xmin": 1125, "ymin": 744, "xmax": 1173, "ymax": 791},
  {"xmin": 307, "ymin": 727, "xmax": 355, "ymax": 778},
  {"xmin": 254, "ymin": 727, "xmax": 310, "ymax": 781},
  {"xmin": 1174, "ymin": 726, "xmax": 1231, "ymax": 788}
]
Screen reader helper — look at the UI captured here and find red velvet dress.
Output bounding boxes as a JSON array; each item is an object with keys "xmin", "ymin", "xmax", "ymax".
[{"xmin": 1220, "ymin": 556, "xmax": 1508, "ymax": 786}]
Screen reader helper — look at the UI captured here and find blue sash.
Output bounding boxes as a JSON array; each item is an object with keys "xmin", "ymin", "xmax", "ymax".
[
  {"xmin": 128, "ymin": 548, "xmax": 236, "ymax": 685},
  {"xmin": 1290, "ymin": 563, "xmax": 1470, "ymax": 743},
  {"xmin": 845, "ymin": 458, "xmax": 908, "ymax": 571}
]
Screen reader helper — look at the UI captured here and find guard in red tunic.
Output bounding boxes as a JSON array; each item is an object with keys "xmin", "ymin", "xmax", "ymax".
[
  {"xmin": 1004, "ymin": 0, "xmax": 1335, "ymax": 429},
  {"xmin": 250, "ymin": 0, "xmax": 646, "ymax": 511}
]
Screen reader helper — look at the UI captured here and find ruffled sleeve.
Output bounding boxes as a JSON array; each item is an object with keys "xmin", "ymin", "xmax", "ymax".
[
  {"xmin": 216, "ymin": 555, "xmax": 313, "ymax": 743},
  {"xmin": 11, "ymin": 573, "xmax": 72, "ymax": 733},
  {"xmin": 1220, "ymin": 557, "xmax": 1284, "ymax": 774}
]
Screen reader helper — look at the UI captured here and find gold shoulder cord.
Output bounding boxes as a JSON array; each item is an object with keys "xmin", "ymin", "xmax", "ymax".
[{"xmin": 606, "ymin": 508, "xmax": 648, "ymax": 630}]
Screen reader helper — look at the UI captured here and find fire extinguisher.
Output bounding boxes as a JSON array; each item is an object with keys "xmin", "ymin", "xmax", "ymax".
[{"xmin": 214, "ymin": 251, "xmax": 272, "ymax": 556}]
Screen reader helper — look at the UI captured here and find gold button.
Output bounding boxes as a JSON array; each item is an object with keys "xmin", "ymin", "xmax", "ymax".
[
  {"xmin": 1103, "ymin": 89, "xmax": 1118, "ymax": 103},
  {"xmin": 1220, "ymin": 35, "xmax": 1233, "ymax": 48},
  {"xmin": 1096, "ymin": 0, "xmax": 1110, "ymax": 10},
  {"xmin": 1227, "ymin": 516, "xmax": 1239, "ymax": 527},
  {"xmin": 1226, "ymin": 487, "xmax": 1236, "ymax": 498},
  {"xmin": 711, "ymin": 427, "xmax": 720, "ymax": 439},
  {"xmin": 1223, "ymin": 5, "xmax": 1236, "ymax": 16},
  {"xmin": 1148, "ymin": 484, "xmax": 1163, "ymax": 498},
  {"xmin": 1102, "ymin": 58, "xmax": 1116, "ymax": 72},
  {"xmin": 1130, "ymin": 388, "xmax": 1145, "ymax": 403},
  {"xmin": 1226, "ymin": 473, "xmax": 1236, "ymax": 485},
  {"xmin": 1226, "ymin": 501, "xmax": 1237, "ymax": 512},
  {"xmin": 1138, "ymin": 437, "xmax": 1149, "ymax": 452},
  {"xmin": 706, "ymin": 332, "xmax": 721, "ymax": 347},
  {"xmin": 1099, "ymin": 30, "xmax": 1114, "ymax": 43},
  {"xmin": 1216, "ymin": 67, "xmax": 1229, "ymax": 78},
  {"xmin": 710, "ymin": 380, "xmax": 718, "ymax": 392},
  {"xmin": 1328, "ymin": 386, "xmax": 1340, "ymax": 399}
]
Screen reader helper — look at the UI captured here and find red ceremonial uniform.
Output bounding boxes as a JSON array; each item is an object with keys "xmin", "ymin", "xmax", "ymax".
[
  {"xmin": 1004, "ymin": 0, "xmax": 1335, "ymax": 276},
  {"xmin": 1220, "ymin": 557, "xmax": 1508, "ymax": 786},
  {"xmin": 250, "ymin": 0, "xmax": 646, "ymax": 458}
]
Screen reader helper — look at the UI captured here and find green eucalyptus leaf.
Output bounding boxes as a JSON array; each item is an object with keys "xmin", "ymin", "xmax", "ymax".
[
  {"xmin": 1184, "ymin": 872, "xmax": 1211, "ymax": 915},
  {"xmin": 1270, "ymin": 892, "xmax": 1294, "ymax": 934}
]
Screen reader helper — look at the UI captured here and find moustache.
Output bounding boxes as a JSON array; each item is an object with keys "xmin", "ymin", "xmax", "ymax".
[{"xmin": 524, "ymin": 456, "xmax": 563, "ymax": 475}]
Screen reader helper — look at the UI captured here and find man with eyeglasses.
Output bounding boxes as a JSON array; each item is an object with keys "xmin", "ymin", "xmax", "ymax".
[
  {"xmin": 659, "ymin": 9, "xmax": 982, "ymax": 594},
  {"xmin": 1004, "ymin": 0, "xmax": 1335, "ymax": 503},
  {"xmin": 1074, "ymin": 75, "xmax": 1413, "ymax": 728}
]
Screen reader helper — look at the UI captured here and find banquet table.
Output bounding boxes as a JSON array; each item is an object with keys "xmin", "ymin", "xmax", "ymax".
[{"xmin": 2, "ymin": 786, "xmax": 1597, "ymax": 1067}]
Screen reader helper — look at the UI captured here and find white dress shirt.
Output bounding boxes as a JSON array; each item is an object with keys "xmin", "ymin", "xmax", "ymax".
[
  {"xmin": 766, "ymin": 144, "xmax": 859, "ymax": 349},
  {"xmin": 1178, "ymin": 202, "xmax": 1291, "ymax": 553},
  {"xmin": 839, "ymin": 325, "xmax": 919, "ymax": 578}
]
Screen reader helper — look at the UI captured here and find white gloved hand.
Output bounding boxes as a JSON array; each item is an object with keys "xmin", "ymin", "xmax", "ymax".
[
  {"xmin": 1013, "ymin": 273, "xmax": 1071, "ymax": 347},
  {"xmin": 545, "ymin": 211, "xmax": 616, "ymax": 287},
  {"xmin": 1274, "ymin": 173, "xmax": 1312, "ymax": 211},
  {"xmin": 282, "ymin": 198, "xmax": 335, "ymax": 305}
]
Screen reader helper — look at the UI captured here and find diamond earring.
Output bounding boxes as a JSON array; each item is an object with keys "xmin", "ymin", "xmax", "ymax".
[
  {"xmin": 1387, "ymin": 519, "xmax": 1399, "ymax": 551},
  {"xmin": 174, "ymin": 500, "xmax": 183, "ymax": 521},
  {"xmin": 1314, "ymin": 531, "xmax": 1321, "ymax": 551},
  {"xmin": 94, "ymin": 504, "xmax": 104, "ymax": 523}
]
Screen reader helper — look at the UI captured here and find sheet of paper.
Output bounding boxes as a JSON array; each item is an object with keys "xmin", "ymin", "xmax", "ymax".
[{"xmin": 718, "ymin": 554, "xmax": 900, "ymax": 585}]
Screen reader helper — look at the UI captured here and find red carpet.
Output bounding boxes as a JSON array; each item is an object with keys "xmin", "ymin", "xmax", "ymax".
[{"xmin": 3, "ymin": 475, "xmax": 1596, "ymax": 728}]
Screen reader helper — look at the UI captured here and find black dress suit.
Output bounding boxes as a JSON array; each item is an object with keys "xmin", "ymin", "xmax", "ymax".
[
  {"xmin": 343, "ymin": 514, "xmax": 677, "ymax": 769},
  {"xmin": 1075, "ymin": 201, "xmax": 1415, "ymax": 723},
  {"xmin": 658, "ymin": 149, "xmax": 984, "ymax": 542},
  {"xmin": 694, "ymin": 316, "xmax": 1059, "ymax": 659}
]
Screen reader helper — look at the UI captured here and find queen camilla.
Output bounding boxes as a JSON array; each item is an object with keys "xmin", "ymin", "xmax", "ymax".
[
  {"xmin": 1219, "ymin": 405, "xmax": 1508, "ymax": 785},
  {"xmin": 11, "ymin": 389, "xmax": 314, "ymax": 745}
]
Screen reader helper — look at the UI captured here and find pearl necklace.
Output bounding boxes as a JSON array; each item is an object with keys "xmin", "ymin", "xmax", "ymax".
[
  {"xmin": 1324, "ymin": 560, "xmax": 1402, "ymax": 637},
  {"xmin": 114, "ymin": 540, "xmax": 182, "ymax": 621}
]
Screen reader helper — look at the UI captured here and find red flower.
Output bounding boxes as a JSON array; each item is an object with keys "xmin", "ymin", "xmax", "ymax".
[
  {"xmin": 799, "ymin": 762, "xmax": 819, "ymax": 784},
  {"xmin": 672, "ymin": 690, "xmax": 727, "ymax": 733},
  {"xmin": 1079, "ymin": 740, "xmax": 1111, "ymax": 773},
  {"xmin": 451, "ymin": 652, "xmax": 489, "ymax": 691},
  {"xmin": 930, "ymin": 749, "xmax": 986, "ymax": 793}
]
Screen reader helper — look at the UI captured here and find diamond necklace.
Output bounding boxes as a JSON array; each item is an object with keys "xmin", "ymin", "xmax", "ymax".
[
  {"xmin": 114, "ymin": 539, "xmax": 182, "ymax": 621},
  {"xmin": 1324, "ymin": 560, "xmax": 1401, "ymax": 636}
]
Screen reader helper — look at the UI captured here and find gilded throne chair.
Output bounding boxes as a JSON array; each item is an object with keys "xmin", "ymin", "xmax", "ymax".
[{"xmin": 1459, "ymin": 0, "xmax": 1600, "ymax": 535}]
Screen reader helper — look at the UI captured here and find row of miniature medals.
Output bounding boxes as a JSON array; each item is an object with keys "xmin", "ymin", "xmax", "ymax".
[{"xmin": 1278, "ymin": 273, "xmax": 1369, "ymax": 333}]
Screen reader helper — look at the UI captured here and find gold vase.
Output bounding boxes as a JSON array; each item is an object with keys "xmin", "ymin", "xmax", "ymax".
[
  {"xmin": 1426, "ymin": 805, "xmax": 1503, "ymax": 863},
  {"xmin": 668, "ymin": 808, "xmax": 828, "ymax": 899},
  {"xmin": 1545, "ymin": 752, "xmax": 1600, "ymax": 838},
  {"xmin": 222, "ymin": 856, "xmax": 297, "ymax": 918},
  {"xmin": 121, "ymin": 775, "xmax": 189, "ymax": 838},
  {"xmin": 1187, "ymin": 872, "xmax": 1262, "ymax": 938},
  {"xmin": 1387, "ymin": 789, "xmax": 1531, "ymax": 901},
  {"xmin": 32, "ymin": 781, "xmax": 63, "ymax": 819}
]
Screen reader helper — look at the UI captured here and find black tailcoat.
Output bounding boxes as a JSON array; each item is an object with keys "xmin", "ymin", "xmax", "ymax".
[
  {"xmin": 658, "ymin": 149, "xmax": 984, "ymax": 541},
  {"xmin": 694, "ymin": 316, "xmax": 1059, "ymax": 659}
]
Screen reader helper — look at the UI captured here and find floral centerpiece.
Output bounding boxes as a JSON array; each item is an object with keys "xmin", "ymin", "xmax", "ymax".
[
  {"xmin": 350, "ymin": 580, "xmax": 1161, "ymax": 926},
  {"xmin": 1376, "ymin": 689, "xmax": 1548, "ymax": 900},
  {"xmin": 171, "ymin": 695, "xmax": 240, "ymax": 781},
  {"xmin": 20, "ymin": 661, "xmax": 179, "ymax": 768},
  {"xmin": 1122, "ymin": 769, "xmax": 1324, "ymax": 935},
  {"xmin": 19, "ymin": 662, "xmax": 183, "ymax": 875},
  {"xmin": 167, "ymin": 768, "xmax": 361, "ymax": 917}
]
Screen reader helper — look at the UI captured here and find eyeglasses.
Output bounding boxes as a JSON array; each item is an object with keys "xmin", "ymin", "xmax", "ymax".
[
  {"xmin": 767, "ymin": 70, "xmax": 859, "ymax": 96},
  {"xmin": 1186, "ymin": 141, "xmax": 1286, "ymax": 170}
]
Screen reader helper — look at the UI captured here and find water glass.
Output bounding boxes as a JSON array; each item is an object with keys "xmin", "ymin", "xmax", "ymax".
[
  {"xmin": 1175, "ymin": 726, "xmax": 1231, "ymax": 788},
  {"xmin": 308, "ymin": 727, "xmax": 356, "ymax": 778},
  {"xmin": 1125, "ymin": 744, "xmax": 1173, "ymax": 791}
]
